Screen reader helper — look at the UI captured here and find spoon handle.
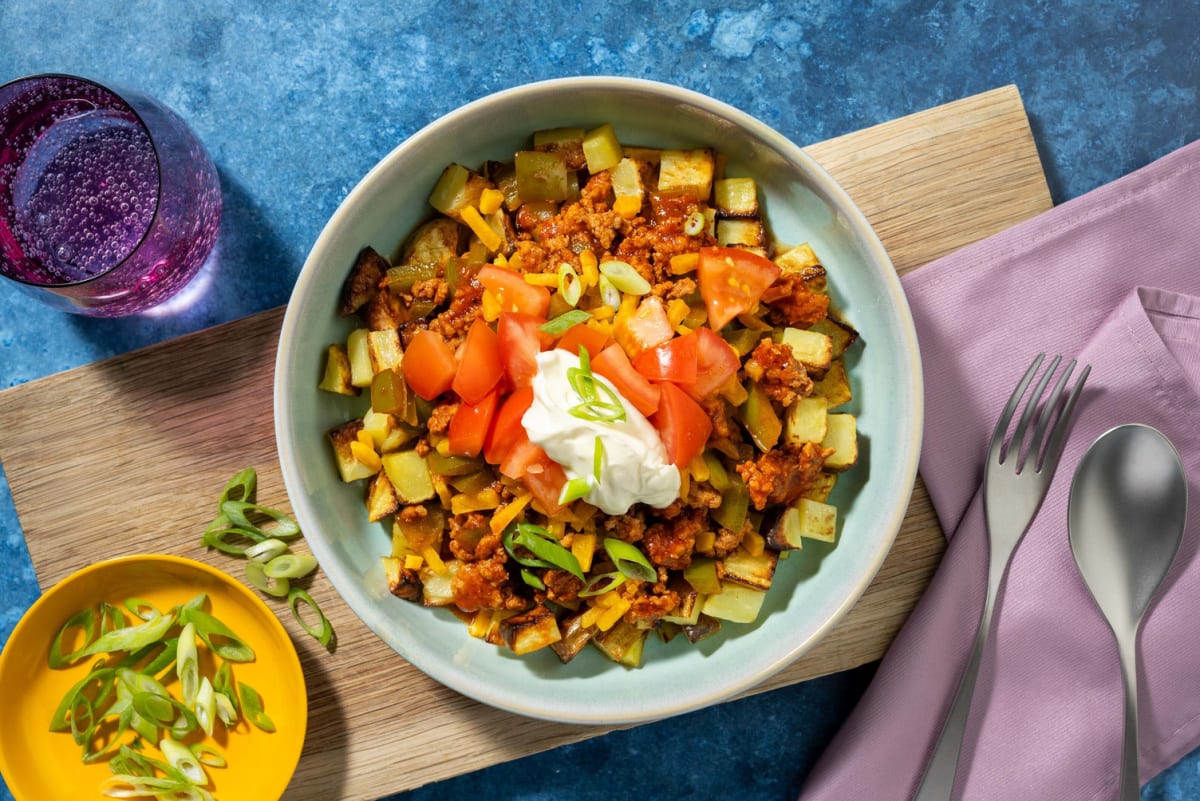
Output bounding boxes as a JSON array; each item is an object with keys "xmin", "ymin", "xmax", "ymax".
[{"xmin": 1116, "ymin": 632, "xmax": 1142, "ymax": 801}]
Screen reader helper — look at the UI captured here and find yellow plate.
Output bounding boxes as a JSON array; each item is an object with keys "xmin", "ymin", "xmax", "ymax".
[{"xmin": 0, "ymin": 554, "xmax": 306, "ymax": 800}]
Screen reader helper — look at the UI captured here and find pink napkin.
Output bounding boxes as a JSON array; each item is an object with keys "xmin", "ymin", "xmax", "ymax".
[{"xmin": 801, "ymin": 138, "xmax": 1200, "ymax": 801}]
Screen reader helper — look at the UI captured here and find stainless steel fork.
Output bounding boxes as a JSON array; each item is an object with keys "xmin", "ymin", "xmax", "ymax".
[{"xmin": 912, "ymin": 353, "xmax": 1091, "ymax": 801}]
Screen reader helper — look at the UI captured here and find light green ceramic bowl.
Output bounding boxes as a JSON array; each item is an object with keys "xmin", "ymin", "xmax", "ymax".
[{"xmin": 274, "ymin": 77, "xmax": 922, "ymax": 724}]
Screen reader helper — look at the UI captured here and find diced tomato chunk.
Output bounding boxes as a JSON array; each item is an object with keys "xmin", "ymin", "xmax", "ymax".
[
  {"xmin": 402, "ymin": 329, "xmax": 458, "ymax": 401},
  {"xmin": 688, "ymin": 326, "xmax": 741, "ymax": 399},
  {"xmin": 478, "ymin": 265, "xmax": 551, "ymax": 318},
  {"xmin": 614, "ymin": 295, "xmax": 674, "ymax": 357},
  {"xmin": 519, "ymin": 448, "xmax": 568, "ymax": 515},
  {"xmin": 497, "ymin": 312, "xmax": 549, "ymax": 389},
  {"xmin": 591, "ymin": 343, "xmax": 660, "ymax": 418},
  {"xmin": 452, "ymin": 318, "xmax": 504, "ymax": 404},
  {"xmin": 697, "ymin": 247, "xmax": 781, "ymax": 331},
  {"xmin": 447, "ymin": 386, "xmax": 501, "ymax": 457},
  {"xmin": 652, "ymin": 381, "xmax": 713, "ymax": 467},
  {"xmin": 555, "ymin": 322, "xmax": 610, "ymax": 358},
  {"xmin": 484, "ymin": 387, "xmax": 534, "ymax": 465},
  {"xmin": 632, "ymin": 330, "xmax": 699, "ymax": 385}
]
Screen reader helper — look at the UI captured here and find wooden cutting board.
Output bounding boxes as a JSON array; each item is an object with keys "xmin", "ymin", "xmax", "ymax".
[{"xmin": 0, "ymin": 85, "xmax": 1051, "ymax": 800}]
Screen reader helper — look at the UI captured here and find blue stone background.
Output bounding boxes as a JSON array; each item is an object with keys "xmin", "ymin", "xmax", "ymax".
[{"xmin": 1, "ymin": 1, "xmax": 1197, "ymax": 798}]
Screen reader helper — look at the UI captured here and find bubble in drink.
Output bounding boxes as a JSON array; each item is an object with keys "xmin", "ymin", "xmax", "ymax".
[{"xmin": 12, "ymin": 109, "xmax": 158, "ymax": 282}]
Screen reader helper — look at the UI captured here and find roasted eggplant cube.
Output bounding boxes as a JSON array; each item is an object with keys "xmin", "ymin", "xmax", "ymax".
[
  {"xmin": 592, "ymin": 619, "xmax": 647, "ymax": 667},
  {"xmin": 383, "ymin": 557, "xmax": 423, "ymax": 602},
  {"xmin": 500, "ymin": 606, "xmax": 563, "ymax": 655},
  {"xmin": 550, "ymin": 613, "xmax": 596, "ymax": 663},
  {"xmin": 340, "ymin": 246, "xmax": 388, "ymax": 316}
]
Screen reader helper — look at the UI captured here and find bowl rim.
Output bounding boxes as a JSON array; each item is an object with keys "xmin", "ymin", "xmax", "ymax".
[{"xmin": 274, "ymin": 75, "xmax": 924, "ymax": 724}]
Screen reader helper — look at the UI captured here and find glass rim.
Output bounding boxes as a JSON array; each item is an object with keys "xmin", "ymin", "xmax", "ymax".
[{"xmin": 0, "ymin": 72, "xmax": 165, "ymax": 289}]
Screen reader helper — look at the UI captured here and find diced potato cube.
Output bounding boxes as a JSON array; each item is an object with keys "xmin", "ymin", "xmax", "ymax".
[
  {"xmin": 774, "ymin": 243, "xmax": 820, "ymax": 274},
  {"xmin": 802, "ymin": 472, "xmax": 839, "ymax": 503},
  {"xmin": 383, "ymin": 557, "xmax": 422, "ymax": 602},
  {"xmin": 346, "ymin": 328, "xmax": 373, "ymax": 387},
  {"xmin": 811, "ymin": 360, "xmax": 853, "ymax": 408},
  {"xmin": 781, "ymin": 327, "xmax": 833, "ymax": 374},
  {"xmin": 317, "ymin": 344, "xmax": 357, "ymax": 396},
  {"xmin": 610, "ymin": 157, "xmax": 644, "ymax": 203},
  {"xmin": 811, "ymin": 315, "xmax": 858, "ymax": 357},
  {"xmin": 533, "ymin": 127, "xmax": 586, "ymax": 171},
  {"xmin": 499, "ymin": 606, "xmax": 563, "ymax": 655},
  {"xmin": 419, "ymin": 560, "xmax": 460, "ymax": 607},
  {"xmin": 702, "ymin": 582, "xmax": 767, "ymax": 624},
  {"xmin": 582, "ymin": 123, "xmax": 623, "ymax": 173},
  {"xmin": 591, "ymin": 619, "xmax": 645, "ymax": 666},
  {"xmin": 339, "ymin": 246, "xmax": 387, "ymax": 316},
  {"xmin": 367, "ymin": 329, "xmax": 403, "ymax": 375},
  {"xmin": 659, "ymin": 149, "xmax": 714, "ymax": 200},
  {"xmin": 361, "ymin": 406, "xmax": 393, "ymax": 448},
  {"xmin": 713, "ymin": 177, "xmax": 758, "ymax": 216},
  {"xmin": 400, "ymin": 218, "xmax": 460, "ymax": 267},
  {"xmin": 381, "ymin": 449, "xmax": 436, "ymax": 503},
  {"xmin": 716, "ymin": 218, "xmax": 764, "ymax": 248},
  {"xmin": 722, "ymin": 548, "xmax": 778, "ymax": 591},
  {"xmin": 366, "ymin": 471, "xmax": 399, "ymax": 523},
  {"xmin": 620, "ymin": 145, "xmax": 662, "ymax": 164},
  {"xmin": 822, "ymin": 414, "xmax": 858, "ymax": 472},
  {"xmin": 428, "ymin": 163, "xmax": 489, "ymax": 221},
  {"xmin": 785, "ymin": 395, "xmax": 829, "ymax": 446},
  {"xmin": 794, "ymin": 497, "xmax": 838, "ymax": 542},
  {"xmin": 765, "ymin": 506, "xmax": 804, "ymax": 551},
  {"xmin": 328, "ymin": 420, "xmax": 378, "ymax": 482}
]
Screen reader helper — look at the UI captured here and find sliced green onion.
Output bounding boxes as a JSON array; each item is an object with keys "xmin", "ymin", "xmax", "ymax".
[
  {"xmin": 566, "ymin": 347, "xmax": 626, "ymax": 423},
  {"xmin": 239, "ymin": 682, "xmax": 276, "ymax": 733},
  {"xmin": 177, "ymin": 622, "xmax": 199, "ymax": 707},
  {"xmin": 502, "ymin": 523, "xmax": 584, "ymax": 580},
  {"xmin": 599, "ymin": 259, "xmax": 651, "ymax": 295},
  {"xmin": 212, "ymin": 661, "xmax": 239, "ymax": 715},
  {"xmin": 519, "ymin": 568, "xmax": 545, "ymax": 590},
  {"xmin": 245, "ymin": 559, "xmax": 290, "ymax": 597},
  {"xmin": 124, "ymin": 637, "xmax": 177, "ymax": 678},
  {"xmin": 99, "ymin": 602, "xmax": 127, "ymax": 635},
  {"xmin": 244, "ymin": 537, "xmax": 289, "ymax": 563},
  {"xmin": 214, "ymin": 690, "xmax": 239, "ymax": 726},
  {"xmin": 81, "ymin": 610, "xmax": 176, "ymax": 658},
  {"xmin": 217, "ymin": 467, "xmax": 258, "ymax": 507},
  {"xmin": 123, "ymin": 598, "xmax": 160, "ymax": 621},
  {"xmin": 194, "ymin": 676, "xmax": 216, "ymax": 736},
  {"xmin": 167, "ymin": 696, "xmax": 199, "ymax": 739},
  {"xmin": 179, "ymin": 593, "xmax": 208, "ymax": 612},
  {"xmin": 578, "ymin": 571, "xmax": 626, "ymax": 597},
  {"xmin": 598, "ymin": 273, "xmax": 621, "ymax": 308},
  {"xmin": 160, "ymin": 736, "xmax": 207, "ymax": 785},
  {"xmin": 131, "ymin": 691, "xmax": 175, "ymax": 725},
  {"xmin": 264, "ymin": 552, "xmax": 319, "ymax": 579},
  {"xmin": 288, "ymin": 588, "xmax": 334, "ymax": 648},
  {"xmin": 50, "ymin": 668, "xmax": 114, "ymax": 732},
  {"xmin": 684, "ymin": 210, "xmax": 706, "ymax": 236},
  {"xmin": 190, "ymin": 742, "xmax": 227, "ymax": 768},
  {"xmin": 219, "ymin": 500, "xmax": 302, "ymax": 540},
  {"xmin": 202, "ymin": 523, "xmax": 265, "ymax": 555},
  {"xmin": 539, "ymin": 308, "xmax": 591, "ymax": 335},
  {"xmin": 68, "ymin": 693, "xmax": 94, "ymax": 745},
  {"xmin": 603, "ymin": 538, "xmax": 658, "ymax": 582},
  {"xmin": 557, "ymin": 262, "xmax": 583, "ymax": 306},
  {"xmin": 592, "ymin": 436, "xmax": 605, "ymax": 483},
  {"xmin": 179, "ymin": 608, "xmax": 255, "ymax": 662},
  {"xmin": 557, "ymin": 476, "xmax": 593, "ymax": 505},
  {"xmin": 49, "ymin": 608, "xmax": 97, "ymax": 668}
]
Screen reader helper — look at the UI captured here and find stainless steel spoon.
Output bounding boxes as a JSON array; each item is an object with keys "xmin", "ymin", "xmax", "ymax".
[{"xmin": 1068, "ymin": 423, "xmax": 1188, "ymax": 801}]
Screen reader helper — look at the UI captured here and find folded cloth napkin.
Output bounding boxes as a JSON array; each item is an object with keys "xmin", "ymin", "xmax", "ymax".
[{"xmin": 800, "ymin": 137, "xmax": 1200, "ymax": 801}]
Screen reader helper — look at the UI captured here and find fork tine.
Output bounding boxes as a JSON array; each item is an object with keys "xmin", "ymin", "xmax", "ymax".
[
  {"xmin": 1037, "ymin": 362, "xmax": 1091, "ymax": 472},
  {"xmin": 1011, "ymin": 354, "xmax": 1062, "ymax": 470},
  {"xmin": 1028, "ymin": 358, "xmax": 1076, "ymax": 469},
  {"xmin": 988, "ymin": 353, "xmax": 1044, "ymax": 463}
]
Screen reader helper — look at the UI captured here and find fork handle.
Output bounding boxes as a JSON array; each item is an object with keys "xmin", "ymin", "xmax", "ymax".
[{"xmin": 911, "ymin": 562, "xmax": 1003, "ymax": 801}]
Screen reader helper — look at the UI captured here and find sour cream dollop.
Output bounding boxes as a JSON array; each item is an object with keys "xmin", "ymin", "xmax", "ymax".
[{"xmin": 523, "ymin": 349, "xmax": 680, "ymax": 515}]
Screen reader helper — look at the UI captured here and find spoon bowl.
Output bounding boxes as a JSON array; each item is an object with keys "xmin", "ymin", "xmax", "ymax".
[{"xmin": 1068, "ymin": 423, "xmax": 1188, "ymax": 800}]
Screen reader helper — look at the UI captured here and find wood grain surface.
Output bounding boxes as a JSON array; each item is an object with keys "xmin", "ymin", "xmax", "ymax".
[{"xmin": 0, "ymin": 85, "xmax": 1052, "ymax": 800}]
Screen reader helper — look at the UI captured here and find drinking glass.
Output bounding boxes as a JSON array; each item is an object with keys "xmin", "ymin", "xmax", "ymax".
[{"xmin": 0, "ymin": 74, "xmax": 222, "ymax": 317}]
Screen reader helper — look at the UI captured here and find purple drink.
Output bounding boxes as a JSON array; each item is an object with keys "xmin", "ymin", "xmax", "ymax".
[{"xmin": 0, "ymin": 75, "xmax": 221, "ymax": 316}]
